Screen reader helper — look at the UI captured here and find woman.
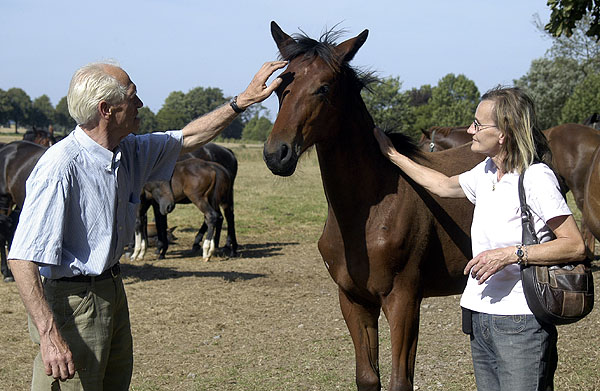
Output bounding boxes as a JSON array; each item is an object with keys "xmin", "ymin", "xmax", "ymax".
[{"xmin": 373, "ymin": 87, "xmax": 585, "ymax": 391}]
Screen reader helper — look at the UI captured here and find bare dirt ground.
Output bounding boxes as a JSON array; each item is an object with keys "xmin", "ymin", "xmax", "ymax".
[{"xmin": 2, "ymin": 237, "xmax": 599, "ymax": 391}]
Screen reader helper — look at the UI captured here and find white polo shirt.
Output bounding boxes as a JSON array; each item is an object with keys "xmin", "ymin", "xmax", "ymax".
[{"xmin": 458, "ymin": 158, "xmax": 571, "ymax": 315}]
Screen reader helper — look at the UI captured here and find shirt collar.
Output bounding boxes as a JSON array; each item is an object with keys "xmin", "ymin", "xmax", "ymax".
[{"xmin": 73, "ymin": 126, "xmax": 122, "ymax": 172}]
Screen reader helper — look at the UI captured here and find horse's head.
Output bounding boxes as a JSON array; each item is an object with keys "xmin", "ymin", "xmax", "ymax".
[
  {"xmin": 263, "ymin": 21, "xmax": 369, "ymax": 176},
  {"xmin": 144, "ymin": 181, "xmax": 175, "ymax": 215}
]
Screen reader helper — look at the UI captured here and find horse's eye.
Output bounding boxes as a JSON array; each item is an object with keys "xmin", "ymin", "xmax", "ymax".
[{"xmin": 315, "ymin": 84, "xmax": 329, "ymax": 95}]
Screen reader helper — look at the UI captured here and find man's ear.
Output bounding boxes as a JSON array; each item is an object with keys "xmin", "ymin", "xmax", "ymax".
[{"xmin": 99, "ymin": 101, "xmax": 112, "ymax": 119}]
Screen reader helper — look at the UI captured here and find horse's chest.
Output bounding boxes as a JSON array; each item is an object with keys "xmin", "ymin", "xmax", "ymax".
[{"xmin": 317, "ymin": 222, "xmax": 408, "ymax": 299}]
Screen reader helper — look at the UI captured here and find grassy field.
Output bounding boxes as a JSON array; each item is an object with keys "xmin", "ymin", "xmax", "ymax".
[{"xmin": 0, "ymin": 141, "xmax": 599, "ymax": 390}]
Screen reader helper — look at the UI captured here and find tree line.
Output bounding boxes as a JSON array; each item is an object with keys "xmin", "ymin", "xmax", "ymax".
[{"xmin": 2, "ymin": 11, "xmax": 599, "ymax": 142}]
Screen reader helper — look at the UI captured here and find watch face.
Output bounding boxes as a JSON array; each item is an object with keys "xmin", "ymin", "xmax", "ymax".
[{"xmin": 516, "ymin": 248, "xmax": 524, "ymax": 258}]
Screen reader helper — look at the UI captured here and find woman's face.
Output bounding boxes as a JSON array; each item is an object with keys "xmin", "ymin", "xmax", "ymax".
[{"xmin": 467, "ymin": 99, "xmax": 504, "ymax": 158}]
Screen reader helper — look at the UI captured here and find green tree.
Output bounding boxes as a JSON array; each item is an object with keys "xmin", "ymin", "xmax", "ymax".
[
  {"xmin": 30, "ymin": 94, "xmax": 55, "ymax": 128},
  {"xmin": 361, "ymin": 76, "xmax": 413, "ymax": 136},
  {"xmin": 138, "ymin": 107, "xmax": 158, "ymax": 134},
  {"xmin": 183, "ymin": 87, "xmax": 226, "ymax": 120},
  {"xmin": 242, "ymin": 115, "xmax": 273, "ymax": 141},
  {"xmin": 6, "ymin": 87, "xmax": 32, "ymax": 133},
  {"xmin": 514, "ymin": 57, "xmax": 584, "ymax": 129},
  {"xmin": 429, "ymin": 74, "xmax": 479, "ymax": 127},
  {"xmin": 406, "ymin": 85, "xmax": 434, "ymax": 134},
  {"xmin": 156, "ymin": 91, "xmax": 188, "ymax": 131},
  {"xmin": 55, "ymin": 96, "xmax": 76, "ymax": 132},
  {"xmin": 545, "ymin": 0, "xmax": 600, "ymax": 40},
  {"xmin": 536, "ymin": 13, "xmax": 600, "ymax": 76},
  {"xmin": 0, "ymin": 89, "xmax": 11, "ymax": 126},
  {"xmin": 561, "ymin": 72, "xmax": 600, "ymax": 122}
]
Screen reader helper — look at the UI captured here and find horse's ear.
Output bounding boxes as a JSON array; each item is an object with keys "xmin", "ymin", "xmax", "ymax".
[
  {"xmin": 334, "ymin": 29, "xmax": 369, "ymax": 63},
  {"xmin": 421, "ymin": 127, "xmax": 431, "ymax": 137},
  {"xmin": 271, "ymin": 21, "xmax": 295, "ymax": 59}
]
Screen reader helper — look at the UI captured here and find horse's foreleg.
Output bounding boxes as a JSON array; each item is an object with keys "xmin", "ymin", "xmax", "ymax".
[
  {"xmin": 580, "ymin": 220, "xmax": 596, "ymax": 257},
  {"xmin": 189, "ymin": 196, "xmax": 218, "ymax": 261},
  {"xmin": 131, "ymin": 230, "xmax": 144, "ymax": 261},
  {"xmin": 339, "ymin": 288, "xmax": 381, "ymax": 391},
  {"xmin": 223, "ymin": 205, "xmax": 237, "ymax": 256},
  {"xmin": 381, "ymin": 288, "xmax": 422, "ymax": 391},
  {"xmin": 153, "ymin": 205, "xmax": 169, "ymax": 259}
]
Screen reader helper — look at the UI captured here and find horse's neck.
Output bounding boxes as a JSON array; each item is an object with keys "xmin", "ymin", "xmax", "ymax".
[{"xmin": 315, "ymin": 107, "xmax": 399, "ymax": 211}]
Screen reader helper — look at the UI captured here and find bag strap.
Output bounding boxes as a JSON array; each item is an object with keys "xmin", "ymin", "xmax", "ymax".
[{"xmin": 518, "ymin": 171, "xmax": 540, "ymax": 246}]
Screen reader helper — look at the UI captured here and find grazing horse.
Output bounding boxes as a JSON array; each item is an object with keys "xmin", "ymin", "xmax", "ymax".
[
  {"xmin": 23, "ymin": 128, "xmax": 56, "ymax": 147},
  {"xmin": 134, "ymin": 158, "xmax": 234, "ymax": 262},
  {"xmin": 582, "ymin": 113, "xmax": 600, "ymax": 130},
  {"xmin": 263, "ymin": 22, "xmax": 483, "ymax": 391},
  {"xmin": 131, "ymin": 143, "xmax": 238, "ymax": 260},
  {"xmin": 583, "ymin": 144, "xmax": 600, "ymax": 248},
  {"xmin": 418, "ymin": 125, "xmax": 471, "ymax": 152},
  {"xmin": 544, "ymin": 123, "xmax": 600, "ymax": 255},
  {"xmin": 0, "ymin": 141, "xmax": 47, "ymax": 281}
]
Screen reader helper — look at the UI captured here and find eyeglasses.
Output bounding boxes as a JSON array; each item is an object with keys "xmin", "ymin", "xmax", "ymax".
[{"xmin": 472, "ymin": 119, "xmax": 497, "ymax": 133}]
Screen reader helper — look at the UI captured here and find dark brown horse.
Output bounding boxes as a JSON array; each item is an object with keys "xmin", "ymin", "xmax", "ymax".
[
  {"xmin": 0, "ymin": 141, "xmax": 47, "ymax": 281},
  {"xmin": 263, "ymin": 22, "xmax": 483, "ymax": 391},
  {"xmin": 23, "ymin": 128, "xmax": 56, "ymax": 147},
  {"xmin": 131, "ymin": 143, "xmax": 238, "ymax": 260},
  {"xmin": 544, "ymin": 123, "xmax": 600, "ymax": 255},
  {"xmin": 418, "ymin": 125, "xmax": 471, "ymax": 152},
  {"xmin": 419, "ymin": 122, "xmax": 600, "ymax": 254},
  {"xmin": 583, "ymin": 144, "xmax": 600, "ymax": 247},
  {"xmin": 133, "ymin": 158, "xmax": 235, "ymax": 262},
  {"xmin": 582, "ymin": 113, "xmax": 600, "ymax": 130}
]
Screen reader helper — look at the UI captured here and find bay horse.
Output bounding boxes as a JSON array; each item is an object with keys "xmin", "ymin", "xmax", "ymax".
[
  {"xmin": 23, "ymin": 128, "xmax": 56, "ymax": 147},
  {"xmin": 418, "ymin": 122, "xmax": 600, "ymax": 254},
  {"xmin": 131, "ymin": 143, "xmax": 238, "ymax": 260},
  {"xmin": 263, "ymin": 22, "xmax": 483, "ymax": 391},
  {"xmin": 583, "ymin": 144, "xmax": 600, "ymax": 247},
  {"xmin": 582, "ymin": 113, "xmax": 600, "ymax": 130},
  {"xmin": 418, "ymin": 125, "xmax": 471, "ymax": 152},
  {"xmin": 544, "ymin": 123, "xmax": 600, "ymax": 255},
  {"xmin": 0, "ymin": 141, "xmax": 47, "ymax": 281},
  {"xmin": 133, "ymin": 158, "xmax": 234, "ymax": 262}
]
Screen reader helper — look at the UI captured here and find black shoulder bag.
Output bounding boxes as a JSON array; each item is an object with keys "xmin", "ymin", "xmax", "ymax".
[{"xmin": 518, "ymin": 171, "xmax": 594, "ymax": 325}]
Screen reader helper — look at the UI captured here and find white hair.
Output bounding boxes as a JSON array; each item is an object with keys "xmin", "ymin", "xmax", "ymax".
[{"xmin": 67, "ymin": 61, "xmax": 128, "ymax": 126}]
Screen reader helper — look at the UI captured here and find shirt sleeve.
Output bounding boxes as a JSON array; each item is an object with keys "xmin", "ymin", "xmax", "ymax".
[
  {"xmin": 122, "ymin": 130, "xmax": 183, "ymax": 184},
  {"xmin": 8, "ymin": 177, "xmax": 68, "ymax": 266},
  {"xmin": 524, "ymin": 164, "xmax": 572, "ymax": 223},
  {"xmin": 459, "ymin": 160, "xmax": 483, "ymax": 205}
]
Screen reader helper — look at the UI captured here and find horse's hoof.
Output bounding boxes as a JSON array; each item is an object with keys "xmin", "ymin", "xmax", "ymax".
[
  {"xmin": 202, "ymin": 257, "xmax": 210, "ymax": 262},
  {"xmin": 158, "ymin": 254, "xmax": 165, "ymax": 260},
  {"xmin": 3, "ymin": 276, "xmax": 14, "ymax": 283}
]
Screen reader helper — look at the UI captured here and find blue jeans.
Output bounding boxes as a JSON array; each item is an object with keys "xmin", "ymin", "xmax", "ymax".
[{"xmin": 469, "ymin": 311, "xmax": 557, "ymax": 391}]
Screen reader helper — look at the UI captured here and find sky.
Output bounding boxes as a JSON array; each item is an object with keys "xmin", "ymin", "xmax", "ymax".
[{"xmin": 1, "ymin": 0, "xmax": 554, "ymax": 120}]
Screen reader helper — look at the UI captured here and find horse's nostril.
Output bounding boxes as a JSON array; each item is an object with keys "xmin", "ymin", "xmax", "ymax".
[{"xmin": 279, "ymin": 143, "xmax": 291, "ymax": 163}]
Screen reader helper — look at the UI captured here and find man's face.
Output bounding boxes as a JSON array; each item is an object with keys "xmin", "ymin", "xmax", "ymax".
[{"xmin": 105, "ymin": 66, "xmax": 144, "ymax": 137}]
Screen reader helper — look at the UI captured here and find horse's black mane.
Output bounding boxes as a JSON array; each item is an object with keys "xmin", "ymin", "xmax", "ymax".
[
  {"xmin": 279, "ymin": 27, "xmax": 419, "ymax": 156},
  {"xmin": 279, "ymin": 28, "xmax": 377, "ymax": 92}
]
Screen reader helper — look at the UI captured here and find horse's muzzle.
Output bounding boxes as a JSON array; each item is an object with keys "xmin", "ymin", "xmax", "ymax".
[{"xmin": 263, "ymin": 141, "xmax": 298, "ymax": 177}]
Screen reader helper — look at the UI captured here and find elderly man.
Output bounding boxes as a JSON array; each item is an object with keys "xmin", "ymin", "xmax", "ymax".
[{"xmin": 8, "ymin": 60, "xmax": 286, "ymax": 390}]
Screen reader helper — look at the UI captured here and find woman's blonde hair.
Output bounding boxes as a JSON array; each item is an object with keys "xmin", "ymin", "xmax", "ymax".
[{"xmin": 481, "ymin": 86, "xmax": 551, "ymax": 174}]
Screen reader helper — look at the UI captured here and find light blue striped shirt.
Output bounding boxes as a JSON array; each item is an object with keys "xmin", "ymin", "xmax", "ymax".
[{"xmin": 8, "ymin": 126, "xmax": 183, "ymax": 279}]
